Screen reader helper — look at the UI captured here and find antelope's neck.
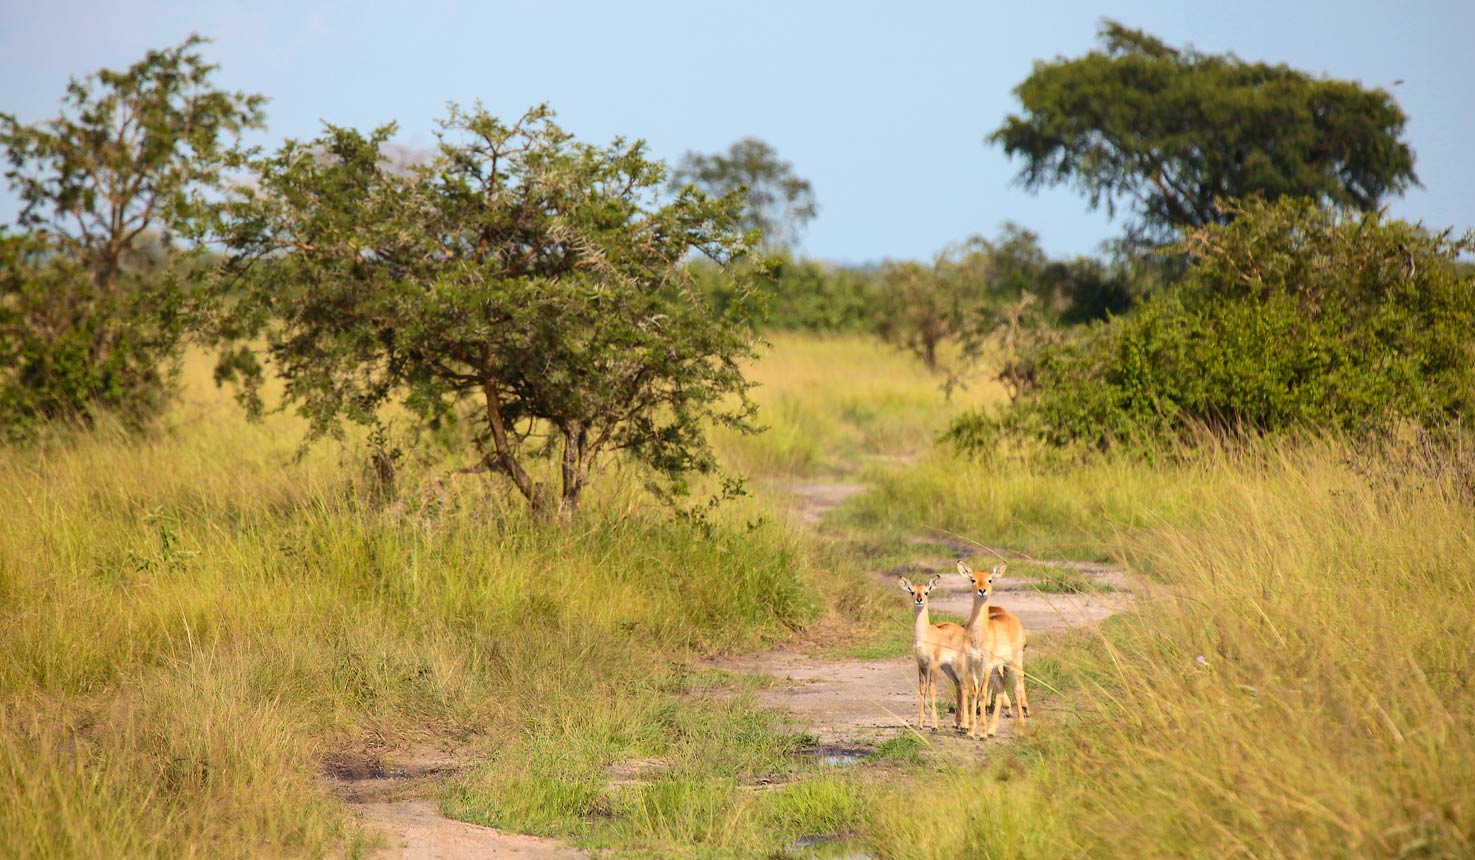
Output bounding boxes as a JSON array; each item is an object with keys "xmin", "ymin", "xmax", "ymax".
[
  {"xmin": 965, "ymin": 594, "xmax": 990, "ymax": 637},
  {"xmin": 913, "ymin": 605, "xmax": 931, "ymax": 639}
]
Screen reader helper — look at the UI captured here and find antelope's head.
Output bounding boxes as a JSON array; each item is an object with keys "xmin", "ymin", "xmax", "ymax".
[
  {"xmin": 897, "ymin": 574, "xmax": 942, "ymax": 610},
  {"xmin": 956, "ymin": 560, "xmax": 1006, "ymax": 601}
]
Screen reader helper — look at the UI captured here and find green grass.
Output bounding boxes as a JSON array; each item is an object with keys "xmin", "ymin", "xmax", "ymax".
[
  {"xmin": 835, "ymin": 610, "xmax": 965, "ymax": 660},
  {"xmin": 865, "ymin": 767, "xmax": 1054, "ymax": 860},
  {"xmin": 871, "ymin": 734, "xmax": 927, "ymax": 765},
  {"xmin": 753, "ymin": 774, "xmax": 866, "ymax": 840},
  {"xmin": 1013, "ymin": 564, "xmax": 1113, "ymax": 594},
  {"xmin": 834, "ymin": 447, "xmax": 1208, "ymax": 561},
  {"xmin": 440, "ymin": 689, "xmax": 867, "ymax": 855},
  {"xmin": 441, "ymin": 683, "xmax": 807, "ymax": 837}
]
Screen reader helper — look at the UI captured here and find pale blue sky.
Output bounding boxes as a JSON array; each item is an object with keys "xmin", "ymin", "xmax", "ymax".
[{"xmin": 2, "ymin": 0, "xmax": 1471, "ymax": 263}]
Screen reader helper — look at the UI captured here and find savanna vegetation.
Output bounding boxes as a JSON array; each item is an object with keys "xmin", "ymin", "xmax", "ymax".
[
  {"xmin": 4, "ymin": 18, "xmax": 1472, "ymax": 860},
  {"xmin": 211, "ymin": 103, "xmax": 767, "ymax": 517},
  {"xmin": 947, "ymin": 197, "xmax": 1475, "ymax": 453}
]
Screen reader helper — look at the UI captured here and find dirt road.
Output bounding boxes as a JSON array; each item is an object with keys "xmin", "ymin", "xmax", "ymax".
[
  {"xmin": 336, "ymin": 477, "xmax": 1129, "ymax": 857},
  {"xmin": 714, "ymin": 481, "xmax": 1130, "ymax": 746}
]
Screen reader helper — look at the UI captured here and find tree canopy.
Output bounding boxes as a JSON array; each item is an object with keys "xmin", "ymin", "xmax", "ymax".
[
  {"xmin": 989, "ymin": 21, "xmax": 1417, "ymax": 244},
  {"xmin": 670, "ymin": 138, "xmax": 817, "ymax": 251},
  {"xmin": 0, "ymin": 35, "xmax": 265, "ymax": 433},
  {"xmin": 950, "ymin": 198, "xmax": 1475, "ymax": 453},
  {"xmin": 214, "ymin": 104, "xmax": 765, "ymax": 517}
]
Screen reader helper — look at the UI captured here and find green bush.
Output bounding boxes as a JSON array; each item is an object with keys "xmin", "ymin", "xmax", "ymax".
[
  {"xmin": 693, "ymin": 254, "xmax": 885, "ymax": 333},
  {"xmin": 954, "ymin": 198, "xmax": 1475, "ymax": 451},
  {"xmin": 767, "ymin": 256, "xmax": 885, "ymax": 332},
  {"xmin": 0, "ymin": 233, "xmax": 184, "ymax": 437}
]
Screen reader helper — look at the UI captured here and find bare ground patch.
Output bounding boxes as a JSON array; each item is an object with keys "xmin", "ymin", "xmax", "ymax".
[
  {"xmin": 785, "ymin": 480, "xmax": 868, "ymax": 525},
  {"xmin": 352, "ymin": 800, "xmax": 587, "ymax": 860},
  {"xmin": 325, "ymin": 745, "xmax": 588, "ymax": 860}
]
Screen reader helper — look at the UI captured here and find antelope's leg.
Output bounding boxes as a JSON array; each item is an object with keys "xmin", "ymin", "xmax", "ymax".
[
  {"xmin": 916, "ymin": 665, "xmax": 927, "ymax": 728},
  {"xmin": 927, "ymin": 666, "xmax": 939, "ymax": 729},
  {"xmin": 986, "ymin": 662, "xmax": 1006, "ymax": 738}
]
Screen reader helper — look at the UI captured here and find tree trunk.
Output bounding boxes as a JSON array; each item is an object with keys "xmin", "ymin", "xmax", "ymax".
[
  {"xmin": 90, "ymin": 244, "xmax": 122, "ymax": 368},
  {"xmin": 479, "ymin": 373, "xmax": 549, "ymax": 515},
  {"xmin": 557, "ymin": 423, "xmax": 589, "ymax": 520},
  {"xmin": 557, "ymin": 482, "xmax": 583, "ymax": 520}
]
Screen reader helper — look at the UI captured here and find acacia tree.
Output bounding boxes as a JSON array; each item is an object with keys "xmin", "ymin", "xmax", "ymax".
[
  {"xmin": 0, "ymin": 36, "xmax": 265, "ymax": 431},
  {"xmin": 990, "ymin": 21, "xmax": 1417, "ymax": 244},
  {"xmin": 670, "ymin": 138, "xmax": 817, "ymax": 251},
  {"xmin": 215, "ymin": 104, "xmax": 765, "ymax": 517}
]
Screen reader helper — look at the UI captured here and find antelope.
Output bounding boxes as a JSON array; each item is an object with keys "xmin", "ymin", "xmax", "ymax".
[
  {"xmin": 957, "ymin": 560, "xmax": 1029, "ymax": 739},
  {"xmin": 897, "ymin": 575, "xmax": 968, "ymax": 730}
]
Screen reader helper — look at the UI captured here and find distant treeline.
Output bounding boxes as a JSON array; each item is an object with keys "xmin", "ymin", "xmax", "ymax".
[{"xmin": 696, "ymin": 224, "xmax": 1149, "ymax": 340}]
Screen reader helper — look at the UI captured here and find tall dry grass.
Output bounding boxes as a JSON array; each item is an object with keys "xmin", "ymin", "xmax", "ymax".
[
  {"xmin": 860, "ymin": 438, "xmax": 1475, "ymax": 859},
  {"xmin": 0, "ymin": 350, "xmax": 833, "ymax": 858}
]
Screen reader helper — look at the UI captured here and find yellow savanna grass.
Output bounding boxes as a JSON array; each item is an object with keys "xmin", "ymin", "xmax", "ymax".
[{"xmin": 0, "ymin": 347, "xmax": 837, "ymax": 858}]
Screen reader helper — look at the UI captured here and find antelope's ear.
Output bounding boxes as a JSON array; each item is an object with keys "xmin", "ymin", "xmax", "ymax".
[
  {"xmin": 990, "ymin": 562, "xmax": 1007, "ymax": 579},
  {"xmin": 956, "ymin": 560, "xmax": 973, "ymax": 579},
  {"xmin": 897, "ymin": 576, "xmax": 914, "ymax": 593},
  {"xmin": 926, "ymin": 574, "xmax": 942, "ymax": 591}
]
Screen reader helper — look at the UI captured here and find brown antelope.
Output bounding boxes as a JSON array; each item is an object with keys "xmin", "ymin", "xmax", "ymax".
[
  {"xmin": 897, "ymin": 575, "xmax": 968, "ymax": 730},
  {"xmin": 957, "ymin": 560, "xmax": 1029, "ymax": 739}
]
